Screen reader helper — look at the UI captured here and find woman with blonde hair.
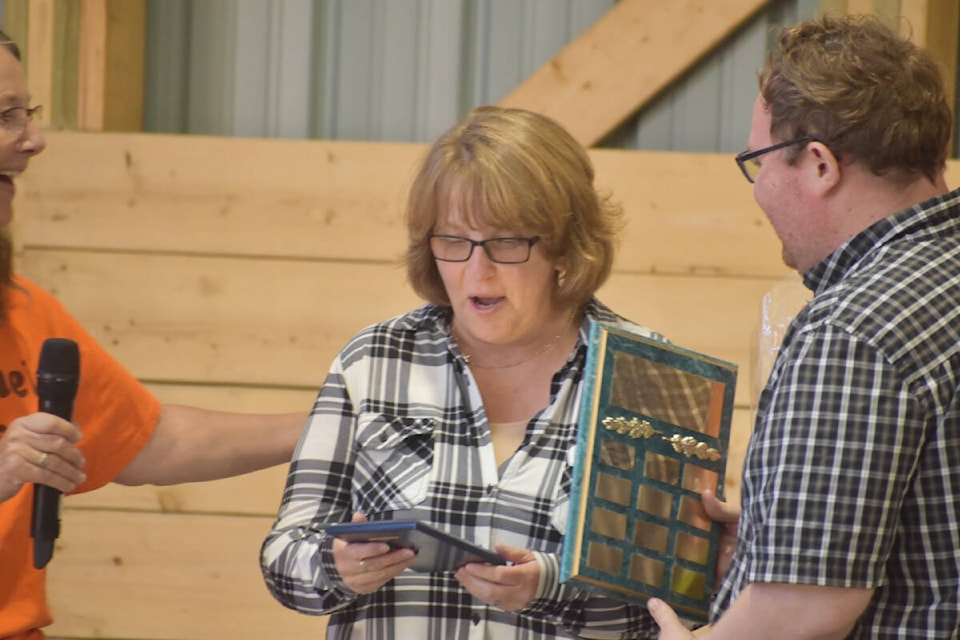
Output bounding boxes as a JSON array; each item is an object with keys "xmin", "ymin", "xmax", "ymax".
[{"xmin": 262, "ymin": 106, "xmax": 666, "ymax": 639}]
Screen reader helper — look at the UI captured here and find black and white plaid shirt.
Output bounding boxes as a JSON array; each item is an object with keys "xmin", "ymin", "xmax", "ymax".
[
  {"xmin": 712, "ymin": 188, "xmax": 960, "ymax": 638},
  {"xmin": 262, "ymin": 299, "xmax": 663, "ymax": 639}
]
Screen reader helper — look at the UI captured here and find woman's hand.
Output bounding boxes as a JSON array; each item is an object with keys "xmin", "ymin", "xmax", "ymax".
[
  {"xmin": 455, "ymin": 542, "xmax": 539, "ymax": 611},
  {"xmin": 331, "ymin": 512, "xmax": 416, "ymax": 594},
  {"xmin": 0, "ymin": 412, "xmax": 86, "ymax": 503}
]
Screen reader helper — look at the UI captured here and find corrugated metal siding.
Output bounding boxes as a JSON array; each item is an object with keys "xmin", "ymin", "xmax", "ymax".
[
  {"xmin": 146, "ymin": 0, "xmax": 616, "ymax": 143},
  {"xmin": 143, "ymin": 0, "xmax": 958, "ymax": 156}
]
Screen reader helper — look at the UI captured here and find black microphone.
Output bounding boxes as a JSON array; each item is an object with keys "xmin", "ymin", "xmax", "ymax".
[{"xmin": 31, "ymin": 338, "xmax": 80, "ymax": 569}]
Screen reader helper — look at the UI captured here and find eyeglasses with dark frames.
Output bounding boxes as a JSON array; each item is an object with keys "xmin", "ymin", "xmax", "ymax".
[
  {"xmin": 428, "ymin": 235, "xmax": 540, "ymax": 264},
  {"xmin": 735, "ymin": 136, "xmax": 815, "ymax": 183}
]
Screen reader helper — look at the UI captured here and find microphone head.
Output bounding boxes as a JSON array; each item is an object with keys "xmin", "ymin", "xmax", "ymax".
[
  {"xmin": 37, "ymin": 338, "xmax": 80, "ymax": 402},
  {"xmin": 38, "ymin": 338, "xmax": 80, "ymax": 377}
]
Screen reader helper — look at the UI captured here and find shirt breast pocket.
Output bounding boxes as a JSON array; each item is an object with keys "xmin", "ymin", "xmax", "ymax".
[{"xmin": 353, "ymin": 413, "xmax": 435, "ymax": 514}]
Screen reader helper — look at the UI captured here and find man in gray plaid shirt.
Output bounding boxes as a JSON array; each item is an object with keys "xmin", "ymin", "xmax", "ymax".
[{"xmin": 652, "ymin": 14, "xmax": 960, "ymax": 640}]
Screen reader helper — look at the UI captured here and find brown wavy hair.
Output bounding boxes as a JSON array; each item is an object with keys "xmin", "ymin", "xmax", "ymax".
[
  {"xmin": 760, "ymin": 14, "xmax": 952, "ymax": 184},
  {"xmin": 404, "ymin": 106, "xmax": 623, "ymax": 308}
]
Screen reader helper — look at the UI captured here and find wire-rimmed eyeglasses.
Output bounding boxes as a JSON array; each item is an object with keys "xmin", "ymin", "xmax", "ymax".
[
  {"xmin": 0, "ymin": 105, "xmax": 42, "ymax": 138},
  {"xmin": 428, "ymin": 235, "xmax": 540, "ymax": 264},
  {"xmin": 735, "ymin": 136, "xmax": 814, "ymax": 183}
]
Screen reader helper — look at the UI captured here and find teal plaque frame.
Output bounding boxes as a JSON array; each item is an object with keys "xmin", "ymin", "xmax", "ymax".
[{"xmin": 561, "ymin": 320, "xmax": 737, "ymax": 623}]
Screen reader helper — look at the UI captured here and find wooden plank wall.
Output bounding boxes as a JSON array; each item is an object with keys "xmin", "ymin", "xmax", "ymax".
[{"xmin": 15, "ymin": 131, "xmax": 959, "ymax": 639}]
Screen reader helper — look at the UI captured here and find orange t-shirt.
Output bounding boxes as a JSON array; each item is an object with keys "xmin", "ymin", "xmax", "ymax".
[{"xmin": 0, "ymin": 275, "xmax": 160, "ymax": 639}]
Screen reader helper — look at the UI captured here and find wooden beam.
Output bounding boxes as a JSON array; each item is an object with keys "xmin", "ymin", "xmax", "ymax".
[
  {"xmin": 874, "ymin": 0, "xmax": 904, "ymax": 28},
  {"xmin": 24, "ymin": 0, "xmax": 55, "ymax": 128},
  {"xmin": 79, "ymin": 0, "xmax": 146, "ymax": 130},
  {"xmin": 103, "ymin": 0, "xmax": 145, "ymax": 130},
  {"xmin": 844, "ymin": 0, "xmax": 878, "ymax": 13},
  {"xmin": 498, "ymin": 0, "xmax": 771, "ymax": 147},
  {"xmin": 900, "ymin": 0, "xmax": 959, "ymax": 154},
  {"xmin": 52, "ymin": 0, "xmax": 81, "ymax": 129},
  {"xmin": 77, "ymin": 0, "xmax": 107, "ymax": 130},
  {"xmin": 52, "ymin": 0, "xmax": 144, "ymax": 131},
  {"xmin": 898, "ymin": 0, "xmax": 933, "ymax": 37}
]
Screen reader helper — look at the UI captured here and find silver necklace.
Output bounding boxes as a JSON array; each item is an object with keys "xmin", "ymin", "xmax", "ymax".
[{"xmin": 458, "ymin": 322, "xmax": 571, "ymax": 370}]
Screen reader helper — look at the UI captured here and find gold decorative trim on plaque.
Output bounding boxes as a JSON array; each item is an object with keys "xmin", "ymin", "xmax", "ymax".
[
  {"xmin": 601, "ymin": 415, "xmax": 720, "ymax": 461},
  {"xmin": 661, "ymin": 434, "xmax": 722, "ymax": 461},
  {"xmin": 602, "ymin": 416, "xmax": 662, "ymax": 439}
]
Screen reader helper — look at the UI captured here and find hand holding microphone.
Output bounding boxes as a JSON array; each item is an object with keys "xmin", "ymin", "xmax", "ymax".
[{"xmin": 0, "ymin": 412, "xmax": 84, "ymax": 503}]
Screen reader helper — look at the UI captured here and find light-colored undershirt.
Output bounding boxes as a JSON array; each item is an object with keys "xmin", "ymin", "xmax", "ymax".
[{"xmin": 489, "ymin": 420, "xmax": 528, "ymax": 469}]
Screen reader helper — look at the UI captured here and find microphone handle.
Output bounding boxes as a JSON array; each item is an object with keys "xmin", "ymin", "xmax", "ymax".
[
  {"xmin": 31, "ymin": 393, "xmax": 75, "ymax": 569},
  {"xmin": 31, "ymin": 486, "xmax": 59, "ymax": 568}
]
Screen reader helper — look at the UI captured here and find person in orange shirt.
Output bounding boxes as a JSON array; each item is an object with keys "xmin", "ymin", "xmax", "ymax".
[{"xmin": 0, "ymin": 31, "xmax": 305, "ymax": 639}]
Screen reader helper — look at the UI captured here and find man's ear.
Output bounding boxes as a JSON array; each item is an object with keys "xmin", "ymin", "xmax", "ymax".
[{"xmin": 807, "ymin": 142, "xmax": 841, "ymax": 193}]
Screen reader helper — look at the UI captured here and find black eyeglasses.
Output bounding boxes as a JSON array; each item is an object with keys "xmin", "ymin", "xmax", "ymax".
[
  {"xmin": 428, "ymin": 235, "xmax": 540, "ymax": 264},
  {"xmin": 735, "ymin": 136, "xmax": 815, "ymax": 183}
]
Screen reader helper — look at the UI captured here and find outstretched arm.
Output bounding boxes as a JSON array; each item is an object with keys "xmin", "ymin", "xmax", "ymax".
[{"xmin": 114, "ymin": 404, "xmax": 306, "ymax": 485}]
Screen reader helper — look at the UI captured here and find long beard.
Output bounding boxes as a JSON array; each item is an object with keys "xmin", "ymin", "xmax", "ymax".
[{"xmin": 0, "ymin": 232, "xmax": 11, "ymax": 318}]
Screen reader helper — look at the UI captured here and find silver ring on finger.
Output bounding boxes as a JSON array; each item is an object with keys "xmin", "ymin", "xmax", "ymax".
[
  {"xmin": 359, "ymin": 558, "xmax": 366, "ymax": 573},
  {"xmin": 38, "ymin": 452, "xmax": 49, "ymax": 469}
]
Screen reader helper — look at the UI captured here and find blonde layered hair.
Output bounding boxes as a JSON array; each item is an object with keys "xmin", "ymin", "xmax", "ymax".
[{"xmin": 404, "ymin": 106, "xmax": 623, "ymax": 308}]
